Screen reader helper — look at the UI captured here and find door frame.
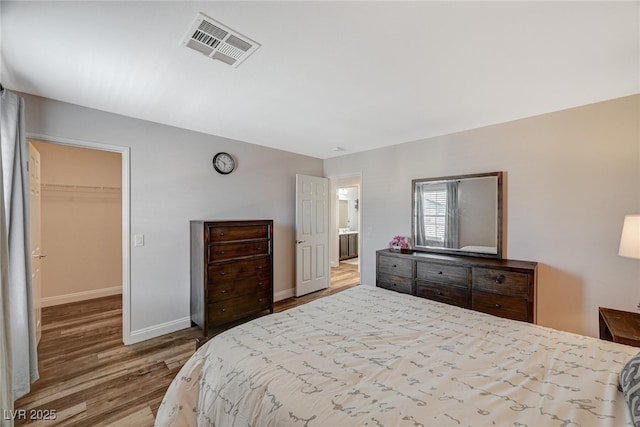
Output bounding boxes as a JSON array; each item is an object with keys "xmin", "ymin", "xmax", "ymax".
[
  {"xmin": 329, "ymin": 173, "xmax": 362, "ymax": 270},
  {"xmin": 26, "ymin": 133, "xmax": 132, "ymax": 344},
  {"xmin": 28, "ymin": 142, "xmax": 42, "ymax": 344}
]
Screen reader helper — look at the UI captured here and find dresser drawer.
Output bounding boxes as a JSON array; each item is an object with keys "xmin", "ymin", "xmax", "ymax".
[
  {"xmin": 416, "ymin": 281, "xmax": 468, "ymax": 308},
  {"xmin": 208, "ymin": 257, "xmax": 271, "ymax": 282},
  {"xmin": 208, "ymin": 291, "xmax": 271, "ymax": 325},
  {"xmin": 378, "ymin": 255, "xmax": 413, "ymax": 278},
  {"xmin": 207, "ymin": 224, "xmax": 270, "ymax": 243},
  {"xmin": 416, "ymin": 262, "xmax": 468, "ymax": 286},
  {"xmin": 472, "ymin": 268, "xmax": 529, "ymax": 297},
  {"xmin": 377, "ymin": 274, "xmax": 412, "ymax": 294},
  {"xmin": 471, "ymin": 291, "xmax": 528, "ymax": 322},
  {"xmin": 208, "ymin": 278, "xmax": 271, "ymax": 303},
  {"xmin": 208, "ymin": 241, "xmax": 270, "ymax": 263}
]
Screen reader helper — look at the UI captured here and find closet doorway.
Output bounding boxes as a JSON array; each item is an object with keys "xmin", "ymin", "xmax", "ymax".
[
  {"xmin": 28, "ymin": 137, "xmax": 131, "ymax": 344},
  {"xmin": 330, "ymin": 175, "xmax": 361, "ymax": 289}
]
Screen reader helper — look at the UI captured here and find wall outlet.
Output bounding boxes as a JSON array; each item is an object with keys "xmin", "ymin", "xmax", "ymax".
[{"xmin": 134, "ymin": 234, "xmax": 144, "ymax": 247}]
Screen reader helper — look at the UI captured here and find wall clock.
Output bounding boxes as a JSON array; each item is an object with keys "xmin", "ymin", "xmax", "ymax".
[{"xmin": 212, "ymin": 152, "xmax": 236, "ymax": 175}]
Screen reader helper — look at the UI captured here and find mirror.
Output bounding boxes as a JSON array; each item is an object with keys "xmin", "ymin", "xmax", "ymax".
[
  {"xmin": 412, "ymin": 172, "xmax": 503, "ymax": 258},
  {"xmin": 338, "ymin": 187, "xmax": 359, "ymax": 233},
  {"xmin": 338, "ymin": 200, "xmax": 349, "ymax": 228}
]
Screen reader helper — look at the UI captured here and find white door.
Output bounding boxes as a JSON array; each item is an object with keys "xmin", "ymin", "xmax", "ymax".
[
  {"xmin": 28, "ymin": 142, "xmax": 43, "ymax": 344},
  {"xmin": 295, "ymin": 174, "xmax": 329, "ymax": 297}
]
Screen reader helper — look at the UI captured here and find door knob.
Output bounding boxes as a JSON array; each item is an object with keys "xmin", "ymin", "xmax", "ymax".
[{"xmin": 296, "ymin": 240, "xmax": 306, "ymax": 244}]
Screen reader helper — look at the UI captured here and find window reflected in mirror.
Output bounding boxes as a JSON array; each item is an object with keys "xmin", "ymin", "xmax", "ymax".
[{"xmin": 412, "ymin": 172, "xmax": 503, "ymax": 258}]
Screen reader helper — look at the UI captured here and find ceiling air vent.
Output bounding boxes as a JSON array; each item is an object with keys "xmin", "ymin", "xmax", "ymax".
[{"xmin": 182, "ymin": 13, "xmax": 260, "ymax": 68}]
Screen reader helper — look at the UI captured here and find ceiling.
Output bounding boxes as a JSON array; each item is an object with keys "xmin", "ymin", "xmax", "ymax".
[{"xmin": 1, "ymin": 1, "xmax": 638, "ymax": 159}]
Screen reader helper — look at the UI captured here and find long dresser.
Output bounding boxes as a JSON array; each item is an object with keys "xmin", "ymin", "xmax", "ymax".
[
  {"xmin": 191, "ymin": 220, "xmax": 273, "ymax": 342},
  {"xmin": 376, "ymin": 249, "xmax": 537, "ymax": 323}
]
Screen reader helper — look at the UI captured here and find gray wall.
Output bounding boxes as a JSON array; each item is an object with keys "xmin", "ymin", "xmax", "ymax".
[
  {"xmin": 21, "ymin": 92, "xmax": 640, "ymax": 339},
  {"xmin": 324, "ymin": 95, "xmax": 640, "ymax": 338},
  {"xmin": 22, "ymin": 93, "xmax": 323, "ymax": 341}
]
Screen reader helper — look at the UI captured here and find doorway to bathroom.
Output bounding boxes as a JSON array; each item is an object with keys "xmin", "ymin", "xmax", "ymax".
[{"xmin": 330, "ymin": 175, "xmax": 361, "ymax": 289}]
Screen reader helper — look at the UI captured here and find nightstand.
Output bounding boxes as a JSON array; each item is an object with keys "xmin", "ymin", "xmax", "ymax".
[{"xmin": 599, "ymin": 307, "xmax": 640, "ymax": 347}]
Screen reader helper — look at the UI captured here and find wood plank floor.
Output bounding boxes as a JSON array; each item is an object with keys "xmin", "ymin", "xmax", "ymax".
[{"xmin": 15, "ymin": 263, "xmax": 359, "ymax": 426}]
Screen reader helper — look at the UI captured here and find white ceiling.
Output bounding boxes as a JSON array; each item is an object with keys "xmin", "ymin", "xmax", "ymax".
[{"xmin": 1, "ymin": 1, "xmax": 638, "ymax": 159}]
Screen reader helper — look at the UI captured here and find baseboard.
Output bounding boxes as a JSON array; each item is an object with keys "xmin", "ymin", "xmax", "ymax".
[
  {"xmin": 128, "ymin": 316, "xmax": 192, "ymax": 345},
  {"xmin": 274, "ymin": 288, "xmax": 294, "ymax": 302},
  {"xmin": 40, "ymin": 286, "xmax": 122, "ymax": 307}
]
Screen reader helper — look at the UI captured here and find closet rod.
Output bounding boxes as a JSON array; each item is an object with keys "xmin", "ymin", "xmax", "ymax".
[{"xmin": 41, "ymin": 183, "xmax": 121, "ymax": 191}]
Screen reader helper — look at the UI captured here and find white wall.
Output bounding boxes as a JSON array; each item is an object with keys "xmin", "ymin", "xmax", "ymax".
[
  {"xmin": 22, "ymin": 94, "xmax": 323, "ymax": 341},
  {"xmin": 324, "ymin": 95, "xmax": 640, "ymax": 338}
]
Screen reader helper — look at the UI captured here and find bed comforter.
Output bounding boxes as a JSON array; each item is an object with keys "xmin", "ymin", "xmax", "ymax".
[{"xmin": 156, "ymin": 286, "xmax": 636, "ymax": 426}]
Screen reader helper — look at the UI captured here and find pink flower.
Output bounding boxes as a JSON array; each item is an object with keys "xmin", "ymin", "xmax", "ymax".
[{"xmin": 389, "ymin": 235, "xmax": 410, "ymax": 248}]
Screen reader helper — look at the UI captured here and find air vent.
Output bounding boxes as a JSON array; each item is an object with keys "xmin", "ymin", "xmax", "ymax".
[{"xmin": 182, "ymin": 13, "xmax": 260, "ymax": 68}]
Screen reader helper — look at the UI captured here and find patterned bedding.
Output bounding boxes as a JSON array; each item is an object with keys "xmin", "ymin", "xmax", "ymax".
[{"xmin": 156, "ymin": 286, "xmax": 636, "ymax": 426}]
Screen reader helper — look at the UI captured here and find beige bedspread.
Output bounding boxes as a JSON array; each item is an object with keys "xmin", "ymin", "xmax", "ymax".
[{"xmin": 156, "ymin": 286, "xmax": 636, "ymax": 426}]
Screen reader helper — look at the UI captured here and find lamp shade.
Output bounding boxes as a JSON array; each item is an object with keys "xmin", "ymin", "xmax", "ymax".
[{"xmin": 619, "ymin": 214, "xmax": 640, "ymax": 259}]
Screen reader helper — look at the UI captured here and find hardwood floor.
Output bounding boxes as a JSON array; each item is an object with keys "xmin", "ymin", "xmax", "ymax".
[{"xmin": 14, "ymin": 266, "xmax": 359, "ymax": 426}]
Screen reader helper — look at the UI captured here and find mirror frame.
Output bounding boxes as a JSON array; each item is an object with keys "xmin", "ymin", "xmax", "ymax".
[{"xmin": 411, "ymin": 171, "xmax": 503, "ymax": 259}]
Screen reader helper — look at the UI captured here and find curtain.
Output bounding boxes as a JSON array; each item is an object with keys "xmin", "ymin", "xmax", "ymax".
[
  {"xmin": 415, "ymin": 183, "xmax": 426, "ymax": 246},
  {"xmin": 0, "ymin": 89, "xmax": 39, "ymax": 408},
  {"xmin": 444, "ymin": 181, "xmax": 459, "ymax": 248}
]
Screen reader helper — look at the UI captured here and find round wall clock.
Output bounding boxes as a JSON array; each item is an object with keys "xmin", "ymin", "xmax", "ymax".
[{"xmin": 212, "ymin": 152, "xmax": 236, "ymax": 175}]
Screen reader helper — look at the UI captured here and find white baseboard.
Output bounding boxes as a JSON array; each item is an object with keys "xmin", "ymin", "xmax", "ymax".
[
  {"xmin": 125, "ymin": 288, "xmax": 306, "ymax": 344},
  {"xmin": 274, "ymin": 288, "xmax": 294, "ymax": 302},
  {"xmin": 45, "ymin": 287, "xmax": 297, "ymax": 344},
  {"xmin": 128, "ymin": 316, "xmax": 192, "ymax": 345},
  {"xmin": 40, "ymin": 286, "xmax": 122, "ymax": 307}
]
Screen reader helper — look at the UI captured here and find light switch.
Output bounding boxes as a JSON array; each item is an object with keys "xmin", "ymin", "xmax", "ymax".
[{"xmin": 134, "ymin": 234, "xmax": 144, "ymax": 247}]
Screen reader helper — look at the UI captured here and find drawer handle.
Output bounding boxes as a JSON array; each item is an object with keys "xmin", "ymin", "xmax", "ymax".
[
  {"xmin": 255, "ymin": 247, "xmax": 262, "ymax": 251},
  {"xmin": 258, "ymin": 298, "xmax": 263, "ymax": 302},
  {"xmin": 392, "ymin": 264, "xmax": 397, "ymax": 268},
  {"xmin": 494, "ymin": 304, "xmax": 501, "ymax": 309},
  {"xmin": 220, "ymin": 290, "xmax": 227, "ymax": 294},
  {"xmin": 221, "ymin": 308, "xmax": 226, "ymax": 312},
  {"xmin": 257, "ymin": 266, "xmax": 263, "ymax": 270},
  {"xmin": 436, "ymin": 291, "xmax": 443, "ymax": 295},
  {"xmin": 494, "ymin": 275, "xmax": 506, "ymax": 284},
  {"xmin": 219, "ymin": 251, "xmax": 225, "ymax": 255},
  {"xmin": 257, "ymin": 282, "xmax": 264, "ymax": 287},
  {"xmin": 220, "ymin": 272, "xmax": 227, "ymax": 276},
  {"xmin": 438, "ymin": 271, "xmax": 443, "ymax": 275},
  {"xmin": 219, "ymin": 232, "xmax": 225, "ymax": 236}
]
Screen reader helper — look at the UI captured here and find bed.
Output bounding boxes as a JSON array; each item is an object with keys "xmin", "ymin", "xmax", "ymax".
[{"xmin": 156, "ymin": 285, "xmax": 638, "ymax": 426}]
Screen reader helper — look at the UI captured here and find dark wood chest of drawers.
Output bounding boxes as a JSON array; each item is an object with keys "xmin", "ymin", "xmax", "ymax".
[
  {"xmin": 191, "ymin": 220, "xmax": 273, "ymax": 339},
  {"xmin": 376, "ymin": 249, "xmax": 537, "ymax": 323}
]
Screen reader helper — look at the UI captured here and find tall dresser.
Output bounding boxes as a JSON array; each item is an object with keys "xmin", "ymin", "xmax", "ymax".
[
  {"xmin": 191, "ymin": 220, "xmax": 273, "ymax": 342},
  {"xmin": 377, "ymin": 249, "xmax": 537, "ymax": 323}
]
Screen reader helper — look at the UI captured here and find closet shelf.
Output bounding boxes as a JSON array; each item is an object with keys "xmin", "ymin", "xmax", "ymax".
[
  {"xmin": 41, "ymin": 183, "xmax": 121, "ymax": 201},
  {"xmin": 41, "ymin": 183, "xmax": 121, "ymax": 193}
]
